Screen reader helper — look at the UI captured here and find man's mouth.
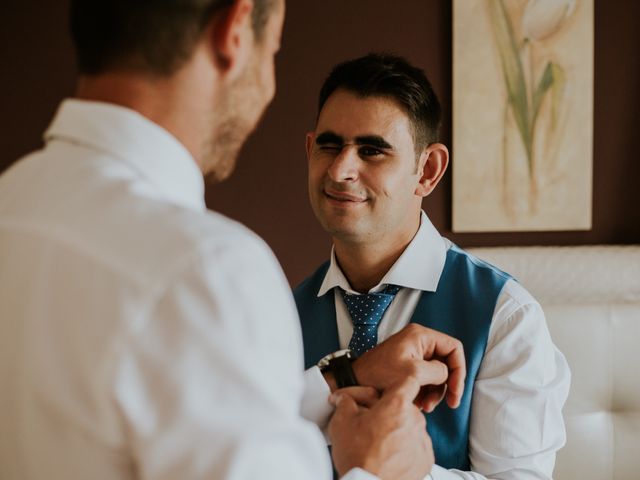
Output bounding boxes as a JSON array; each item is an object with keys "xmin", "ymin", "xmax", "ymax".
[{"xmin": 323, "ymin": 189, "xmax": 367, "ymax": 203}]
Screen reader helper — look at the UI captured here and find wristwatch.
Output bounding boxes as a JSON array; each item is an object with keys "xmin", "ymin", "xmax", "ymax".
[{"xmin": 317, "ymin": 348, "xmax": 358, "ymax": 389}]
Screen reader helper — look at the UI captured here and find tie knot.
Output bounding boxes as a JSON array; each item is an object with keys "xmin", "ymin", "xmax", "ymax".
[{"xmin": 340, "ymin": 285, "xmax": 401, "ymax": 326}]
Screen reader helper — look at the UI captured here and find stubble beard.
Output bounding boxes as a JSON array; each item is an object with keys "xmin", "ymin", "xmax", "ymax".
[
  {"xmin": 202, "ymin": 61, "xmax": 263, "ymax": 185},
  {"xmin": 311, "ymin": 196, "xmax": 370, "ymax": 244},
  {"xmin": 202, "ymin": 117, "xmax": 246, "ymax": 184}
]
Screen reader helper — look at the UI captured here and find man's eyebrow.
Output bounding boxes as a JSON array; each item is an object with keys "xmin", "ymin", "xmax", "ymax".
[
  {"xmin": 354, "ymin": 135, "xmax": 394, "ymax": 150},
  {"xmin": 315, "ymin": 131, "xmax": 344, "ymax": 145},
  {"xmin": 315, "ymin": 132, "xmax": 394, "ymax": 151}
]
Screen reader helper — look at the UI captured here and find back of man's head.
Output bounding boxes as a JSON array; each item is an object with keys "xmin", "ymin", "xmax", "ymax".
[
  {"xmin": 318, "ymin": 53, "xmax": 442, "ymax": 153},
  {"xmin": 70, "ymin": 0, "xmax": 277, "ymax": 76}
]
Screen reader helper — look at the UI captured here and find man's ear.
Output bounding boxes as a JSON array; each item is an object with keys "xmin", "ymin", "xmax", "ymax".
[
  {"xmin": 414, "ymin": 143, "xmax": 449, "ymax": 197},
  {"xmin": 305, "ymin": 132, "xmax": 315, "ymax": 160},
  {"xmin": 207, "ymin": 0, "xmax": 254, "ymax": 79}
]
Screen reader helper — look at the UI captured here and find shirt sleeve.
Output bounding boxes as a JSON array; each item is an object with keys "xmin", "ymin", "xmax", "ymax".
[
  {"xmin": 432, "ymin": 279, "xmax": 571, "ymax": 480},
  {"xmin": 428, "ymin": 465, "xmax": 493, "ymax": 479},
  {"xmin": 111, "ymin": 232, "xmax": 335, "ymax": 479}
]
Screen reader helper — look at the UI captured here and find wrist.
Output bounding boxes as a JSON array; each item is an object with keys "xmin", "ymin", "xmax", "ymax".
[
  {"xmin": 323, "ymin": 370, "xmax": 338, "ymax": 393},
  {"xmin": 351, "ymin": 357, "xmax": 370, "ymax": 388}
]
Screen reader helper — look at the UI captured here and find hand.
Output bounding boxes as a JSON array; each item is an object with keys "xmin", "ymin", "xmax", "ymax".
[
  {"xmin": 352, "ymin": 324, "xmax": 466, "ymax": 412},
  {"xmin": 328, "ymin": 380, "xmax": 434, "ymax": 480}
]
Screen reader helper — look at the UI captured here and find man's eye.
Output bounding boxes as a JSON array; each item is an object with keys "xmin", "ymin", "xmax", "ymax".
[
  {"xmin": 318, "ymin": 145, "xmax": 341, "ymax": 153},
  {"xmin": 359, "ymin": 146, "xmax": 383, "ymax": 157}
]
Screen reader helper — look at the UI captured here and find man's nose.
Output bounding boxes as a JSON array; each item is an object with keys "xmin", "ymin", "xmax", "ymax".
[{"xmin": 327, "ymin": 146, "xmax": 359, "ymax": 183}]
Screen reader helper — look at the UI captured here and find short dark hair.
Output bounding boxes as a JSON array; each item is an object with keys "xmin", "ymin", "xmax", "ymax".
[
  {"xmin": 318, "ymin": 53, "xmax": 442, "ymax": 153},
  {"xmin": 70, "ymin": 0, "xmax": 277, "ymax": 76}
]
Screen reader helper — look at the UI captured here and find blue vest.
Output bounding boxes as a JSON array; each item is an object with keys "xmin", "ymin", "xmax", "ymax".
[{"xmin": 294, "ymin": 245, "xmax": 511, "ymax": 470}]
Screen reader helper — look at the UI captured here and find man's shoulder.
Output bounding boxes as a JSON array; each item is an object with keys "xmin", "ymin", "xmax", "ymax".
[
  {"xmin": 113, "ymin": 199, "xmax": 274, "ymax": 286},
  {"xmin": 446, "ymin": 244, "xmax": 513, "ymax": 283},
  {"xmin": 447, "ymin": 245, "xmax": 540, "ymax": 318},
  {"xmin": 1, "ymin": 151, "xmax": 272, "ymax": 289},
  {"xmin": 148, "ymin": 203, "xmax": 263, "ymax": 253}
]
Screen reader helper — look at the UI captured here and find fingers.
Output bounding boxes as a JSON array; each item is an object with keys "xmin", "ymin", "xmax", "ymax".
[
  {"xmin": 330, "ymin": 386, "xmax": 380, "ymax": 409},
  {"xmin": 433, "ymin": 338, "xmax": 464, "ymax": 409},
  {"xmin": 413, "ymin": 326, "xmax": 466, "ymax": 409},
  {"xmin": 329, "ymin": 390, "xmax": 360, "ymax": 420},
  {"xmin": 445, "ymin": 361, "xmax": 466, "ymax": 408},
  {"xmin": 411, "ymin": 359, "xmax": 448, "ymax": 386},
  {"xmin": 415, "ymin": 384, "xmax": 447, "ymax": 413},
  {"xmin": 352, "ymin": 324, "xmax": 467, "ymax": 410}
]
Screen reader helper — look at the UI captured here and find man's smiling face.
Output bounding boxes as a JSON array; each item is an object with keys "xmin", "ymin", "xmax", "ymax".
[{"xmin": 306, "ymin": 88, "xmax": 425, "ymax": 246}]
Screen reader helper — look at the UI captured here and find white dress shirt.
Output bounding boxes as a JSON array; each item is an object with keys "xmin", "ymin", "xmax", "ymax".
[
  {"xmin": 0, "ymin": 99, "xmax": 376, "ymax": 480},
  {"xmin": 301, "ymin": 212, "xmax": 571, "ymax": 480}
]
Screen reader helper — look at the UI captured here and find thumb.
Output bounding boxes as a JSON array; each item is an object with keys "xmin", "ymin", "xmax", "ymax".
[
  {"xmin": 329, "ymin": 391, "xmax": 360, "ymax": 419},
  {"xmin": 332, "ymin": 386, "xmax": 380, "ymax": 408}
]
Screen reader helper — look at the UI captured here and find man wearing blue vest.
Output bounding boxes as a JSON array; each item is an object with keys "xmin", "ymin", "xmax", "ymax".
[{"xmin": 295, "ymin": 54, "xmax": 571, "ymax": 480}]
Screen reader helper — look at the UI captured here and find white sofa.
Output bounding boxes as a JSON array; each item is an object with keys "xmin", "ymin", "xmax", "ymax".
[{"xmin": 469, "ymin": 245, "xmax": 640, "ymax": 480}]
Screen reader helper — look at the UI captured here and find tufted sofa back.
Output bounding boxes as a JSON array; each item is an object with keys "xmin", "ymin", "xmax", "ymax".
[{"xmin": 469, "ymin": 245, "xmax": 640, "ymax": 480}]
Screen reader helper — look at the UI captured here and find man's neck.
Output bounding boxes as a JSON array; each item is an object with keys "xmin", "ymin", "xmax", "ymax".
[
  {"xmin": 334, "ymin": 225, "xmax": 419, "ymax": 293},
  {"xmin": 74, "ymin": 54, "xmax": 217, "ymax": 174}
]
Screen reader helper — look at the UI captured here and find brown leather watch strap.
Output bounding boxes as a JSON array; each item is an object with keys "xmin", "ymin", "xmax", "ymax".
[{"xmin": 326, "ymin": 352, "xmax": 358, "ymax": 389}]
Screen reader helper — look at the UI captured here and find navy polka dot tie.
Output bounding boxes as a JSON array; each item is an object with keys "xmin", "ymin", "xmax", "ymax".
[{"xmin": 341, "ymin": 285, "xmax": 401, "ymax": 357}]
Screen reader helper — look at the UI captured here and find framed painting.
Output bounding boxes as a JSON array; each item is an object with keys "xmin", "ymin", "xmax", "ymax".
[{"xmin": 452, "ymin": 0, "xmax": 594, "ymax": 232}]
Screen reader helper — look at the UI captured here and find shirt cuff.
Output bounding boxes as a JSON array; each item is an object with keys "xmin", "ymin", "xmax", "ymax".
[
  {"xmin": 342, "ymin": 467, "xmax": 436, "ymax": 480},
  {"xmin": 430, "ymin": 464, "xmax": 483, "ymax": 479},
  {"xmin": 300, "ymin": 366, "xmax": 333, "ymax": 432}
]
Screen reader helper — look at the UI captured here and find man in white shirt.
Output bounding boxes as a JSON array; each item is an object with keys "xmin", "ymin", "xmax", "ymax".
[
  {"xmin": 295, "ymin": 54, "xmax": 571, "ymax": 480},
  {"xmin": 0, "ymin": 3, "xmax": 463, "ymax": 480}
]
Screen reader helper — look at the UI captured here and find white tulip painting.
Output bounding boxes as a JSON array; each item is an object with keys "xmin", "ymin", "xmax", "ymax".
[
  {"xmin": 452, "ymin": 0, "xmax": 593, "ymax": 232},
  {"xmin": 522, "ymin": 0, "xmax": 576, "ymax": 41}
]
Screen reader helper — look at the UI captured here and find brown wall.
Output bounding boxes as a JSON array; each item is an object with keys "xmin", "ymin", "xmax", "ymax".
[{"xmin": 2, "ymin": 0, "xmax": 639, "ymax": 286}]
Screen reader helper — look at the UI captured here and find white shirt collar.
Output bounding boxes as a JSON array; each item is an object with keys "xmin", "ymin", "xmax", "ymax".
[
  {"xmin": 44, "ymin": 99, "xmax": 205, "ymax": 212},
  {"xmin": 317, "ymin": 211, "xmax": 448, "ymax": 296}
]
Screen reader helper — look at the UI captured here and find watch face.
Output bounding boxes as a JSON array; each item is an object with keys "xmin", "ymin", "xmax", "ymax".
[{"xmin": 317, "ymin": 349, "xmax": 352, "ymax": 369}]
